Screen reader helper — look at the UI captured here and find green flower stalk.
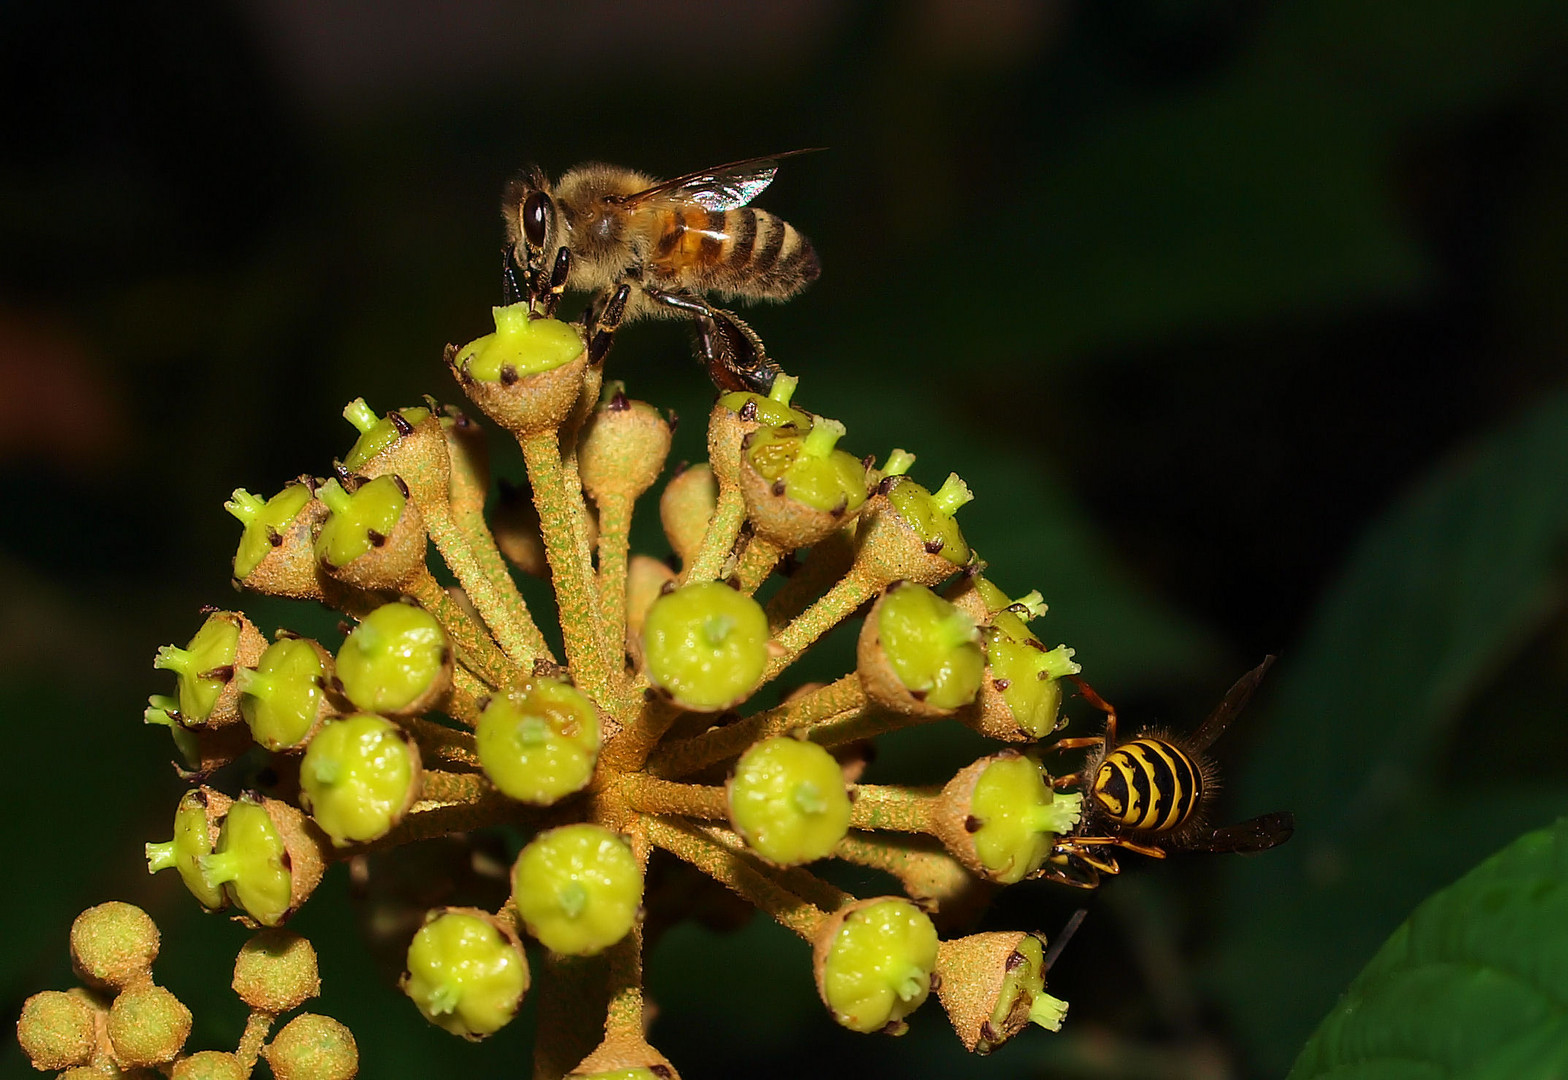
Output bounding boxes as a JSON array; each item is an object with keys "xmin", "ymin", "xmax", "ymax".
[{"xmin": 21, "ymin": 207, "xmax": 1296, "ymax": 1078}]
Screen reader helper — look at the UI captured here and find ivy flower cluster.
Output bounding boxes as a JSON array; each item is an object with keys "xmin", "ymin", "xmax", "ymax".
[{"xmin": 20, "ymin": 304, "xmax": 1089, "ymax": 1079}]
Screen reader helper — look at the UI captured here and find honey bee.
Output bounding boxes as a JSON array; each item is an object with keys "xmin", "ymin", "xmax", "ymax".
[
  {"xmin": 501, "ymin": 152, "xmax": 822, "ymax": 393},
  {"xmin": 1038, "ymin": 657, "xmax": 1295, "ymax": 889}
]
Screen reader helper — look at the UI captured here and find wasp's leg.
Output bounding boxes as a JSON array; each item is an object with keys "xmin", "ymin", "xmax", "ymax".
[
  {"xmin": 1031, "ymin": 857, "xmax": 1102, "ymax": 889},
  {"xmin": 1045, "ymin": 736, "xmax": 1106, "ymax": 755},
  {"xmin": 1051, "ymin": 772, "xmax": 1085, "ymax": 790},
  {"xmin": 1060, "ymin": 835, "xmax": 1167, "ymax": 861},
  {"xmin": 1068, "ymin": 675, "xmax": 1120, "ymax": 747},
  {"xmin": 584, "ymin": 283, "xmax": 633, "ymax": 366}
]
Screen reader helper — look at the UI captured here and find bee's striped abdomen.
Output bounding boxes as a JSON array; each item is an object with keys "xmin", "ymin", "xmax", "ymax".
[
  {"xmin": 1092, "ymin": 738, "xmax": 1202, "ymax": 832},
  {"xmin": 651, "ymin": 206, "xmax": 818, "ymax": 300}
]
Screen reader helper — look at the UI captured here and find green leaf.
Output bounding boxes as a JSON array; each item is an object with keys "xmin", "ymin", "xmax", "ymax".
[
  {"xmin": 1210, "ymin": 390, "xmax": 1568, "ymax": 1073},
  {"xmin": 1289, "ymin": 818, "xmax": 1568, "ymax": 1080}
]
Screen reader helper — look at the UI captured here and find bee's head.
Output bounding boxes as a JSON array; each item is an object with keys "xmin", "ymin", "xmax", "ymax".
[{"xmin": 502, "ymin": 164, "xmax": 558, "ymax": 268}]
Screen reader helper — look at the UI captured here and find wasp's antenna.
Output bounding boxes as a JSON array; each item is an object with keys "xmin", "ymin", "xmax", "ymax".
[{"xmin": 1043, "ymin": 908, "xmax": 1089, "ymax": 973}]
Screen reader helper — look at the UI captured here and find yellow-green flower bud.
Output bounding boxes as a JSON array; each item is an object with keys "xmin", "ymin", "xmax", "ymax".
[
  {"xmin": 860, "ymin": 583, "xmax": 984, "ymax": 714},
  {"xmin": 983, "ymin": 626, "xmax": 1078, "ymax": 740},
  {"xmin": 402, "ymin": 908, "xmax": 530, "ymax": 1039},
  {"xmin": 729, "ymin": 737, "xmax": 851, "ymax": 866},
  {"xmin": 456, "ymin": 305, "xmax": 583, "ymax": 382},
  {"xmin": 814, "ymin": 898, "xmax": 940, "ymax": 1034},
  {"xmin": 153, "ymin": 611, "xmax": 263, "ymax": 727},
  {"xmin": 335, "ymin": 602, "xmax": 452, "ymax": 716},
  {"xmin": 238, "ymin": 636, "xmax": 332, "ymax": 750},
  {"xmin": 70, "ymin": 901, "xmax": 159, "ymax": 991},
  {"xmin": 232, "ymin": 929, "xmax": 320, "ymax": 1013},
  {"xmin": 512, "ymin": 824, "xmax": 642, "ymax": 956},
  {"xmin": 15, "ymin": 990, "xmax": 97, "ymax": 1071},
  {"xmin": 200, "ymin": 795, "xmax": 325, "ymax": 927},
  {"xmin": 145, "ymin": 788, "xmax": 230, "ymax": 910},
  {"xmin": 642, "ymin": 582, "xmax": 770, "ymax": 712},
  {"xmin": 106, "ymin": 983, "xmax": 191, "ymax": 1067},
  {"xmin": 341, "ymin": 398, "xmax": 433, "ymax": 472},
  {"xmin": 300, "ymin": 714, "xmax": 422, "ymax": 846},
  {"xmin": 938, "ymin": 753, "xmax": 1082, "ymax": 884},
  {"xmin": 934, "ymin": 931, "xmax": 1067, "ymax": 1053},
  {"xmin": 716, "ymin": 373, "xmax": 810, "ymax": 430},
  {"xmin": 314, "ymin": 475, "xmax": 424, "ymax": 589},
  {"xmin": 476, "ymin": 678, "xmax": 602, "ymax": 805},
  {"xmin": 884, "ymin": 473, "xmax": 973, "ymax": 566},
  {"xmin": 227, "ymin": 482, "xmax": 314, "ymax": 581},
  {"xmin": 262, "ymin": 1013, "xmax": 359, "ymax": 1080}
]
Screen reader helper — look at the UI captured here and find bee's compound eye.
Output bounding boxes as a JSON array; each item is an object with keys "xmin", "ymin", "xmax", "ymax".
[{"xmin": 522, "ymin": 191, "xmax": 551, "ymax": 248}]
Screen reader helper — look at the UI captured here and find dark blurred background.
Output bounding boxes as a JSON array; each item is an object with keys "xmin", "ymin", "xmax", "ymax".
[{"xmin": 4, "ymin": 1, "xmax": 1567, "ymax": 1078}]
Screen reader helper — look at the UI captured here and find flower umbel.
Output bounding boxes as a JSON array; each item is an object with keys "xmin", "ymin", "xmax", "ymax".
[{"xmin": 49, "ymin": 302, "xmax": 1096, "ymax": 1079}]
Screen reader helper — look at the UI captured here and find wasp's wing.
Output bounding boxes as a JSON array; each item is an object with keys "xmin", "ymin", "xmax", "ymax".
[
  {"xmin": 1182, "ymin": 811, "xmax": 1295, "ymax": 854},
  {"xmin": 1187, "ymin": 655, "xmax": 1276, "ymax": 751},
  {"xmin": 620, "ymin": 149, "xmax": 824, "ymax": 211}
]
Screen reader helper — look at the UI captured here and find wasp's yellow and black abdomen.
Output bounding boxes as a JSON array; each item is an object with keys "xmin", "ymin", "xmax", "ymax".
[{"xmin": 1092, "ymin": 738, "xmax": 1202, "ymax": 833}]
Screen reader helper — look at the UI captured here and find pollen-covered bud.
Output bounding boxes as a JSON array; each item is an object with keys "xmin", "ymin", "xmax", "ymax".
[
  {"xmin": 492, "ymin": 480, "xmax": 550, "ymax": 577},
  {"xmin": 729, "ymin": 737, "xmax": 852, "ymax": 866},
  {"xmin": 262, "ymin": 1013, "xmax": 359, "ymax": 1080},
  {"xmin": 144, "ymin": 697, "xmax": 253, "ymax": 775},
  {"xmin": 570, "ymin": 1033, "xmax": 681, "ymax": 1079},
  {"xmin": 976, "ymin": 619, "xmax": 1078, "ymax": 742},
  {"xmin": 106, "ymin": 982, "xmax": 192, "ymax": 1068},
  {"xmin": 813, "ymin": 897, "xmax": 940, "ymax": 1035},
  {"xmin": 740, "ymin": 417, "xmax": 869, "ymax": 549},
  {"xmin": 449, "ymin": 305, "xmax": 589, "ymax": 438},
  {"xmin": 931, "ymin": 751, "xmax": 1082, "ymax": 884},
  {"xmin": 579, "ymin": 385, "xmax": 673, "ymax": 501},
  {"xmin": 339, "ymin": 398, "xmax": 456, "ymax": 510},
  {"xmin": 227, "ymin": 482, "xmax": 327, "ymax": 597},
  {"xmin": 659, "ymin": 463, "xmax": 718, "ymax": 567},
  {"xmin": 710, "ymin": 373, "xmax": 812, "ymax": 487},
  {"xmin": 858, "ymin": 582, "xmax": 984, "ymax": 716},
  {"xmin": 853, "ymin": 474, "xmax": 974, "ymax": 589},
  {"xmin": 642, "ymin": 582, "xmax": 770, "ymax": 712},
  {"xmin": 476, "ymin": 678, "xmax": 602, "ymax": 805},
  {"xmin": 334, "ymin": 601, "xmax": 452, "ymax": 717},
  {"xmin": 16, "ymin": 990, "xmax": 98, "ymax": 1071},
  {"xmin": 511, "ymin": 824, "xmax": 643, "ymax": 956},
  {"xmin": 200, "ymin": 794, "xmax": 328, "ymax": 927},
  {"xmin": 172, "ymin": 1050, "xmax": 247, "ymax": 1080},
  {"xmin": 313, "ymin": 475, "xmax": 427, "ymax": 591},
  {"xmin": 153, "ymin": 611, "xmax": 266, "ymax": 728},
  {"xmin": 300, "ymin": 714, "xmax": 422, "ymax": 846},
  {"xmin": 401, "ymin": 907, "xmax": 530, "ymax": 1039},
  {"xmin": 232, "ymin": 930, "xmax": 321, "ymax": 1013},
  {"xmin": 146, "ymin": 787, "xmax": 232, "ymax": 911},
  {"xmin": 238, "ymin": 636, "xmax": 334, "ymax": 751},
  {"xmin": 70, "ymin": 901, "xmax": 159, "ymax": 991},
  {"xmin": 935, "ymin": 931, "xmax": 1068, "ymax": 1053},
  {"xmin": 625, "ymin": 554, "xmax": 677, "ymax": 663}
]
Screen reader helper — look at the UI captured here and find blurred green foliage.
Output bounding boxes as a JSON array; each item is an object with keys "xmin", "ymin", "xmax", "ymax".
[{"xmin": 3, "ymin": 1, "xmax": 1567, "ymax": 1078}]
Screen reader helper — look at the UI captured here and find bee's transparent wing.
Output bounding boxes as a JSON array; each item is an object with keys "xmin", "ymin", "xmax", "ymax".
[{"xmin": 620, "ymin": 149, "xmax": 823, "ymax": 211}]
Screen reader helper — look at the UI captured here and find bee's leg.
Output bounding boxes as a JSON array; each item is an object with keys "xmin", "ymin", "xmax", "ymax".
[
  {"xmin": 584, "ymin": 283, "xmax": 632, "ymax": 366},
  {"xmin": 644, "ymin": 287, "xmax": 783, "ymax": 394},
  {"xmin": 502, "ymin": 245, "xmax": 525, "ymax": 307},
  {"xmin": 1068, "ymin": 675, "xmax": 1120, "ymax": 747},
  {"xmin": 539, "ymin": 246, "xmax": 571, "ymax": 319}
]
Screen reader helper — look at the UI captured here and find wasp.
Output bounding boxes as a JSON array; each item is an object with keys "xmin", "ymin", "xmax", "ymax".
[
  {"xmin": 501, "ymin": 152, "xmax": 821, "ymax": 393},
  {"xmin": 1038, "ymin": 657, "xmax": 1294, "ymax": 888}
]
